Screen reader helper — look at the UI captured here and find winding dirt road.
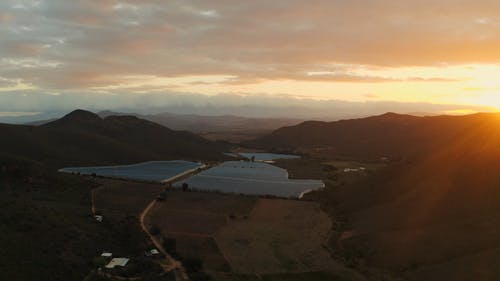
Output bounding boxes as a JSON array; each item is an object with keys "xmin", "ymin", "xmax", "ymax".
[
  {"xmin": 139, "ymin": 199, "xmax": 189, "ymax": 280},
  {"xmin": 138, "ymin": 165, "xmax": 211, "ymax": 281}
]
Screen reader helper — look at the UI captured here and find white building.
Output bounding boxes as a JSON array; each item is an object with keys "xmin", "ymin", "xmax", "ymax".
[{"xmin": 105, "ymin": 258, "xmax": 130, "ymax": 269}]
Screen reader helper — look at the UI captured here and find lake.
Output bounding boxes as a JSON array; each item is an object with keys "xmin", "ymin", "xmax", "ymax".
[
  {"xmin": 174, "ymin": 161, "xmax": 324, "ymax": 198},
  {"xmin": 59, "ymin": 160, "xmax": 203, "ymax": 182},
  {"xmin": 228, "ymin": 152, "xmax": 300, "ymax": 161}
]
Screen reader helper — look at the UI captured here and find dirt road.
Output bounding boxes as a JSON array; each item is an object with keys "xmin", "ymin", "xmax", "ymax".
[
  {"xmin": 138, "ymin": 165, "xmax": 211, "ymax": 281},
  {"xmin": 140, "ymin": 198, "xmax": 189, "ymax": 280}
]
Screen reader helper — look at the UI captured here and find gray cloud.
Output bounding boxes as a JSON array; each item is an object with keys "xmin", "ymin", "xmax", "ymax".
[{"xmin": 1, "ymin": 0, "xmax": 498, "ymax": 91}]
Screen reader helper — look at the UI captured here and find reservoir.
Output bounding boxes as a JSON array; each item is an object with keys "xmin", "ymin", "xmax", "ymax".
[
  {"xmin": 174, "ymin": 161, "xmax": 324, "ymax": 198},
  {"xmin": 59, "ymin": 160, "xmax": 203, "ymax": 182}
]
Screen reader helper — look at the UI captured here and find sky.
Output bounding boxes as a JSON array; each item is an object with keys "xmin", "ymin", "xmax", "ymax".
[{"xmin": 1, "ymin": 0, "xmax": 500, "ymax": 118}]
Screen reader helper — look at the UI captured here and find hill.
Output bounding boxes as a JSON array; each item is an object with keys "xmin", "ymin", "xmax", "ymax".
[
  {"xmin": 247, "ymin": 112, "xmax": 500, "ymax": 160},
  {"xmin": 97, "ymin": 111, "xmax": 302, "ymax": 142},
  {"xmin": 0, "ymin": 109, "xmax": 227, "ymax": 168},
  {"xmin": 247, "ymin": 112, "xmax": 500, "ymax": 281}
]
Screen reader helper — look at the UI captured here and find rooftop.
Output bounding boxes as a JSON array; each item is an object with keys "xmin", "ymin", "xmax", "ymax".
[{"xmin": 105, "ymin": 258, "xmax": 129, "ymax": 269}]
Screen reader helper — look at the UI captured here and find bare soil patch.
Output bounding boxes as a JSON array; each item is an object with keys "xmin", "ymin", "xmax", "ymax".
[{"xmin": 215, "ymin": 198, "xmax": 340, "ymax": 274}]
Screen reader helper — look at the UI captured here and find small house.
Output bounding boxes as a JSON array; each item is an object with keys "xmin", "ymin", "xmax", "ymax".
[
  {"xmin": 145, "ymin": 248, "xmax": 160, "ymax": 257},
  {"xmin": 105, "ymin": 258, "xmax": 130, "ymax": 269},
  {"xmin": 101, "ymin": 252, "xmax": 112, "ymax": 258}
]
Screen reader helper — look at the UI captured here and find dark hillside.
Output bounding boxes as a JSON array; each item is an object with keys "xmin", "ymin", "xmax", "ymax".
[
  {"xmin": 248, "ymin": 112, "xmax": 500, "ymax": 281},
  {"xmin": 0, "ymin": 109, "xmax": 227, "ymax": 167},
  {"xmin": 0, "ymin": 155, "xmax": 154, "ymax": 281},
  {"xmin": 247, "ymin": 113, "xmax": 500, "ymax": 161}
]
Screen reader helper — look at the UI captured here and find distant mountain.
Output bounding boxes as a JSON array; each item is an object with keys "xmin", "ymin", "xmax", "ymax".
[
  {"xmin": 0, "ymin": 109, "xmax": 227, "ymax": 168},
  {"xmin": 96, "ymin": 110, "xmax": 303, "ymax": 142},
  {"xmin": 248, "ymin": 112, "xmax": 500, "ymax": 281},
  {"xmin": 247, "ymin": 112, "xmax": 497, "ymax": 160},
  {"xmin": 98, "ymin": 110, "xmax": 302, "ymax": 132}
]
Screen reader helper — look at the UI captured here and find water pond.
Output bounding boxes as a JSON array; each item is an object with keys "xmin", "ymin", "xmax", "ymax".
[
  {"xmin": 59, "ymin": 160, "xmax": 203, "ymax": 182},
  {"xmin": 175, "ymin": 161, "xmax": 323, "ymax": 198},
  {"xmin": 228, "ymin": 152, "xmax": 300, "ymax": 161}
]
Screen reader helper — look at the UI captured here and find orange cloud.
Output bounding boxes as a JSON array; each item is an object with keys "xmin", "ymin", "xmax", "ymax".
[{"xmin": 1, "ymin": 0, "xmax": 500, "ymax": 107}]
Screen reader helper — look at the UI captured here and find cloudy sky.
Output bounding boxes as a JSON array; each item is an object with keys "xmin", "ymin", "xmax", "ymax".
[{"xmin": 1, "ymin": 0, "xmax": 500, "ymax": 117}]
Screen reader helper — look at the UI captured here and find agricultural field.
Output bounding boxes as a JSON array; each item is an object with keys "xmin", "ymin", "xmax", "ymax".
[
  {"xmin": 215, "ymin": 198, "xmax": 339, "ymax": 274},
  {"xmin": 147, "ymin": 190, "xmax": 362, "ymax": 280},
  {"xmin": 146, "ymin": 191, "xmax": 257, "ymax": 273},
  {"xmin": 93, "ymin": 178, "xmax": 164, "ymax": 220},
  {"xmin": 168, "ymin": 234, "xmax": 231, "ymax": 272},
  {"xmin": 157, "ymin": 190, "xmax": 257, "ymax": 215}
]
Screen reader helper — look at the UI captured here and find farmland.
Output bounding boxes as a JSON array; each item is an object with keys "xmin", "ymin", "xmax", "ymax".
[
  {"xmin": 215, "ymin": 198, "xmax": 338, "ymax": 274},
  {"xmin": 146, "ymin": 189, "xmax": 364, "ymax": 280},
  {"xmin": 93, "ymin": 178, "xmax": 164, "ymax": 220},
  {"xmin": 77, "ymin": 155, "xmax": 383, "ymax": 281}
]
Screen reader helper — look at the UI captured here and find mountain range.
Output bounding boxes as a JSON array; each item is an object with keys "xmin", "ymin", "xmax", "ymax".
[
  {"xmin": 2, "ymin": 109, "xmax": 500, "ymax": 280},
  {"xmin": 0, "ymin": 109, "xmax": 227, "ymax": 168}
]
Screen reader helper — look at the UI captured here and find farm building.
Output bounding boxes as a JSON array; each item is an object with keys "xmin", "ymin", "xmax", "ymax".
[
  {"xmin": 105, "ymin": 258, "xmax": 130, "ymax": 269},
  {"xmin": 101, "ymin": 252, "xmax": 112, "ymax": 258}
]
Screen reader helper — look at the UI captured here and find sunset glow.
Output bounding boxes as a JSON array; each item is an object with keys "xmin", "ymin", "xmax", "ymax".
[{"xmin": 1, "ymin": 0, "xmax": 500, "ymax": 114}]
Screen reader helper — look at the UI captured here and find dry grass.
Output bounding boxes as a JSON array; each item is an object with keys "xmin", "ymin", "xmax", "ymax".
[
  {"xmin": 148, "ymin": 191, "xmax": 257, "ymax": 235},
  {"xmin": 148, "ymin": 191, "xmax": 347, "ymax": 277},
  {"xmin": 94, "ymin": 178, "xmax": 163, "ymax": 219},
  {"xmin": 156, "ymin": 191, "xmax": 256, "ymax": 216},
  {"xmin": 407, "ymin": 247, "xmax": 500, "ymax": 281},
  {"xmin": 147, "ymin": 191, "xmax": 258, "ymax": 274},
  {"xmin": 207, "ymin": 272, "xmax": 261, "ymax": 281},
  {"xmin": 215, "ymin": 198, "xmax": 340, "ymax": 274},
  {"xmin": 150, "ymin": 208, "xmax": 227, "ymax": 235},
  {"xmin": 324, "ymin": 160, "xmax": 385, "ymax": 171},
  {"xmin": 169, "ymin": 234, "xmax": 232, "ymax": 272}
]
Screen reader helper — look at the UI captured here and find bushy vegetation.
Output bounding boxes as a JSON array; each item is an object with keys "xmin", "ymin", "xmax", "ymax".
[
  {"xmin": 0, "ymin": 155, "xmax": 165, "ymax": 281},
  {"xmin": 0, "ymin": 156, "xmax": 101, "ymax": 281},
  {"xmin": 182, "ymin": 257, "xmax": 212, "ymax": 281}
]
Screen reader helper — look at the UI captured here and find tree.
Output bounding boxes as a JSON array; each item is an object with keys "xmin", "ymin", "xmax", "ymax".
[{"xmin": 92, "ymin": 257, "xmax": 107, "ymax": 267}]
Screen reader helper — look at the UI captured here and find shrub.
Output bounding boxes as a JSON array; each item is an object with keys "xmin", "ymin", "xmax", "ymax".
[
  {"xmin": 149, "ymin": 225, "xmax": 160, "ymax": 236},
  {"xmin": 92, "ymin": 256, "xmax": 107, "ymax": 267},
  {"xmin": 163, "ymin": 237, "xmax": 177, "ymax": 253},
  {"xmin": 183, "ymin": 257, "xmax": 203, "ymax": 272}
]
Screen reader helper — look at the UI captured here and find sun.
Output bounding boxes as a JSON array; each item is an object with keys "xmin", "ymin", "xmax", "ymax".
[{"xmin": 459, "ymin": 65, "xmax": 500, "ymax": 109}]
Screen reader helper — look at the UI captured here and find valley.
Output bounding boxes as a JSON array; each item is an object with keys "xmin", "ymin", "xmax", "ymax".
[
  {"xmin": 2, "ymin": 110, "xmax": 500, "ymax": 281},
  {"xmin": 3, "ymin": 2, "xmax": 499, "ymax": 280}
]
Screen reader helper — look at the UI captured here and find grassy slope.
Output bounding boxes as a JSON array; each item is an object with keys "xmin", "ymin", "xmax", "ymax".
[
  {"xmin": 251, "ymin": 113, "xmax": 500, "ymax": 280},
  {"xmin": 0, "ymin": 155, "xmax": 102, "ymax": 281},
  {"xmin": 333, "ymin": 120, "xmax": 500, "ymax": 280},
  {"xmin": 0, "ymin": 154, "xmax": 172, "ymax": 281},
  {"xmin": 0, "ymin": 110, "xmax": 229, "ymax": 280},
  {"xmin": 247, "ymin": 113, "xmax": 499, "ymax": 160}
]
